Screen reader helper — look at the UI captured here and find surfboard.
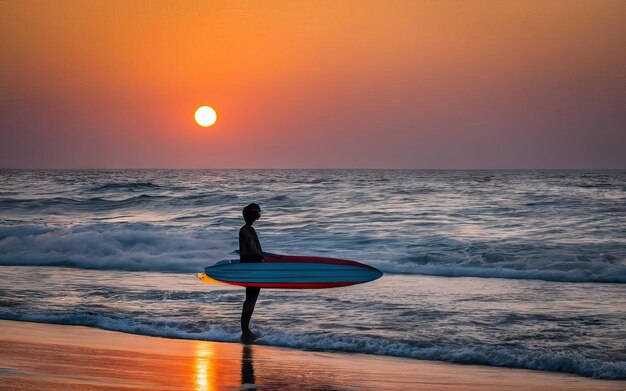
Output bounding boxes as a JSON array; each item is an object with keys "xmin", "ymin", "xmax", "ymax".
[{"xmin": 199, "ymin": 255, "xmax": 383, "ymax": 289}]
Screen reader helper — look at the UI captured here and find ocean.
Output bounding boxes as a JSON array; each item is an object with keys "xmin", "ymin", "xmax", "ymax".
[{"xmin": 0, "ymin": 169, "xmax": 624, "ymax": 379}]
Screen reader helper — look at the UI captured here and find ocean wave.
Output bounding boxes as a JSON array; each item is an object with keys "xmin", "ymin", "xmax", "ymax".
[
  {"xmin": 0, "ymin": 195, "xmax": 167, "ymax": 211},
  {"xmin": 258, "ymin": 328, "xmax": 626, "ymax": 379},
  {"xmin": 268, "ymin": 195, "xmax": 290, "ymax": 201},
  {"xmin": 0, "ymin": 223, "xmax": 233, "ymax": 272},
  {"xmin": 1, "ymin": 223, "xmax": 625, "ymax": 282},
  {"xmin": 176, "ymin": 193, "xmax": 239, "ymax": 205},
  {"xmin": 0, "ymin": 193, "xmax": 240, "ymax": 212},
  {"xmin": 374, "ymin": 238, "xmax": 626, "ymax": 283},
  {"xmin": 1, "ymin": 311, "xmax": 623, "ymax": 379},
  {"xmin": 89, "ymin": 182, "xmax": 164, "ymax": 191},
  {"xmin": 377, "ymin": 260, "xmax": 626, "ymax": 283}
]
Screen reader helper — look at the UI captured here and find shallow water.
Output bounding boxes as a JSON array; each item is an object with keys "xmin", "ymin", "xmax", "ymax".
[
  {"xmin": 0, "ymin": 169, "xmax": 625, "ymax": 378},
  {"xmin": 1, "ymin": 266, "xmax": 624, "ymax": 379}
]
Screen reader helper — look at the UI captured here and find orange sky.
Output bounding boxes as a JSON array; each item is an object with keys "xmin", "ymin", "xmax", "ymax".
[{"xmin": 1, "ymin": 1, "xmax": 625, "ymax": 168}]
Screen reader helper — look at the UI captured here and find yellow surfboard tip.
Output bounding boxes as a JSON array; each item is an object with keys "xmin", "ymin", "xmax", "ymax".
[{"xmin": 197, "ymin": 273, "xmax": 221, "ymax": 284}]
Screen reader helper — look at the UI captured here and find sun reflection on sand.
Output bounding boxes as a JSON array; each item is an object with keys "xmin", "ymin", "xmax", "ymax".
[{"xmin": 194, "ymin": 342, "xmax": 216, "ymax": 391}]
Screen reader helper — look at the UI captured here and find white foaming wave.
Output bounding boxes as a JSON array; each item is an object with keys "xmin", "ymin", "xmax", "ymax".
[
  {"xmin": 0, "ymin": 223, "xmax": 234, "ymax": 272},
  {"xmin": 256, "ymin": 328, "xmax": 626, "ymax": 379},
  {"xmin": 1, "ymin": 223, "xmax": 625, "ymax": 282},
  {"xmin": 0, "ymin": 311, "xmax": 240, "ymax": 343},
  {"xmin": 1, "ymin": 311, "xmax": 623, "ymax": 379}
]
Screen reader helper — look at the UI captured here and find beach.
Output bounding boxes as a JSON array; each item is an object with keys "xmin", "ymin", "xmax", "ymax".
[{"xmin": 0, "ymin": 320, "xmax": 623, "ymax": 390}]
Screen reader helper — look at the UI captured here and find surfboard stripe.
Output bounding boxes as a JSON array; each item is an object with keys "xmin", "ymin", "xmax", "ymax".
[
  {"xmin": 223, "ymin": 282, "xmax": 358, "ymax": 289},
  {"xmin": 262, "ymin": 255, "xmax": 378, "ymax": 269}
]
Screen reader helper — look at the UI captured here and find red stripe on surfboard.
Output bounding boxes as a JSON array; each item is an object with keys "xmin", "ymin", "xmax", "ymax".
[
  {"xmin": 223, "ymin": 281, "xmax": 359, "ymax": 289},
  {"xmin": 262, "ymin": 256, "xmax": 376, "ymax": 269}
]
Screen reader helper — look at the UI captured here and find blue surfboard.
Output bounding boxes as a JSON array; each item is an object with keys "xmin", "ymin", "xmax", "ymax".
[{"xmin": 199, "ymin": 255, "xmax": 383, "ymax": 289}]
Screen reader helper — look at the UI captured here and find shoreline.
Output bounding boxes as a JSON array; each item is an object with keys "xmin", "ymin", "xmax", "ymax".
[{"xmin": 1, "ymin": 320, "xmax": 623, "ymax": 390}]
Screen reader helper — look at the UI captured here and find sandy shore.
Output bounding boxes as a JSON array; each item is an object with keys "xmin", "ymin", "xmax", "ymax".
[{"xmin": 0, "ymin": 320, "xmax": 622, "ymax": 390}]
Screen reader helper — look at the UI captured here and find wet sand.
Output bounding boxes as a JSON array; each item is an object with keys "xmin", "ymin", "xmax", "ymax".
[{"xmin": 0, "ymin": 320, "xmax": 622, "ymax": 390}]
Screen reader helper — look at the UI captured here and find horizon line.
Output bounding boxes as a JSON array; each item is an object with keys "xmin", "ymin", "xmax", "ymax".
[{"xmin": 1, "ymin": 167, "xmax": 624, "ymax": 171}]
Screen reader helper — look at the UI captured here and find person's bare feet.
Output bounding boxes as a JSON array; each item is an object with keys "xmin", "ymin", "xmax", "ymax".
[{"xmin": 240, "ymin": 331, "xmax": 258, "ymax": 344}]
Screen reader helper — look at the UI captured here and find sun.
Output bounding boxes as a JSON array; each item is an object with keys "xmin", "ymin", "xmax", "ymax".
[{"xmin": 195, "ymin": 106, "xmax": 217, "ymax": 127}]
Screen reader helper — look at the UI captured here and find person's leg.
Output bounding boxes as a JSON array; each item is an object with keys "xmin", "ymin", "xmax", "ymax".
[{"xmin": 241, "ymin": 287, "xmax": 260, "ymax": 338}]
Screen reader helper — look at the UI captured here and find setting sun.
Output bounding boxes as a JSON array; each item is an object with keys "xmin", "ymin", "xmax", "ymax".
[{"xmin": 195, "ymin": 106, "xmax": 217, "ymax": 127}]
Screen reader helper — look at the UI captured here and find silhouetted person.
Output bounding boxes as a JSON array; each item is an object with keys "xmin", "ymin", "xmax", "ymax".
[{"xmin": 239, "ymin": 203, "xmax": 265, "ymax": 344}]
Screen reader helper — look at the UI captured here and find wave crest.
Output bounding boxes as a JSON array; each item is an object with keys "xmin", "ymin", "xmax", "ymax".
[
  {"xmin": 0, "ymin": 223, "xmax": 233, "ymax": 272},
  {"xmin": 89, "ymin": 182, "xmax": 163, "ymax": 191},
  {"xmin": 1, "ymin": 224, "xmax": 625, "ymax": 282}
]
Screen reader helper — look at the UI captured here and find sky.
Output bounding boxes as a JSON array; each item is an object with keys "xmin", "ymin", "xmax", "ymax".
[{"xmin": 1, "ymin": 0, "xmax": 625, "ymax": 169}]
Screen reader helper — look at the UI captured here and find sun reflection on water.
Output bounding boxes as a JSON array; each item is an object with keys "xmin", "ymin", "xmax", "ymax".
[{"xmin": 194, "ymin": 342, "xmax": 216, "ymax": 391}]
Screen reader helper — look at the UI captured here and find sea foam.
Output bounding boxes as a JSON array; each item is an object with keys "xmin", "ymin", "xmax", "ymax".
[{"xmin": 1, "ymin": 310, "xmax": 624, "ymax": 379}]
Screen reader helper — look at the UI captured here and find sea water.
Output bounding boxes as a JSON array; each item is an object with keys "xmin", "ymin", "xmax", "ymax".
[{"xmin": 0, "ymin": 169, "xmax": 624, "ymax": 378}]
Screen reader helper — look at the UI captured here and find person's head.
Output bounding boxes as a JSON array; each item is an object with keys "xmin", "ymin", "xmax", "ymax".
[{"xmin": 242, "ymin": 203, "xmax": 261, "ymax": 224}]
